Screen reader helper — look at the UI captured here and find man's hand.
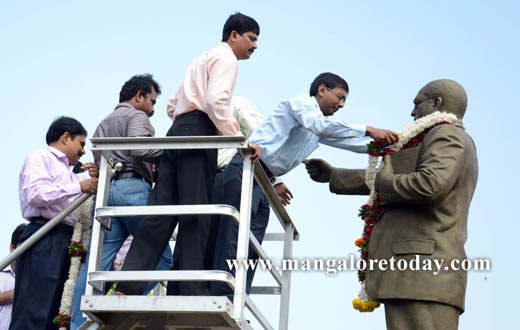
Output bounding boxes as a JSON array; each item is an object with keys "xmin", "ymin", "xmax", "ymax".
[
  {"xmin": 303, "ymin": 158, "xmax": 334, "ymax": 183},
  {"xmin": 0, "ymin": 289, "xmax": 14, "ymax": 305},
  {"xmin": 152, "ymin": 165, "xmax": 159, "ymax": 183},
  {"xmin": 274, "ymin": 183, "xmax": 293, "ymax": 206},
  {"xmin": 82, "ymin": 162, "xmax": 99, "ymax": 178},
  {"xmin": 80, "ymin": 178, "xmax": 98, "ymax": 194},
  {"xmin": 366, "ymin": 126, "xmax": 399, "ymax": 146},
  {"xmin": 248, "ymin": 142, "xmax": 261, "ymax": 163}
]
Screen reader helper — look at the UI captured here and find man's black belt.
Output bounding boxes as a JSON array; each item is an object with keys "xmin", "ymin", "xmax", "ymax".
[
  {"xmin": 112, "ymin": 171, "xmax": 151, "ymax": 185},
  {"xmin": 30, "ymin": 216, "xmax": 74, "ymax": 232},
  {"xmin": 177, "ymin": 109, "xmax": 207, "ymax": 119}
]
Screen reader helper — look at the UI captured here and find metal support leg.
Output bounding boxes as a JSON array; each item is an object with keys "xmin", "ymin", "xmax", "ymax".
[
  {"xmin": 278, "ymin": 223, "xmax": 294, "ymax": 330},
  {"xmin": 85, "ymin": 155, "xmax": 111, "ymax": 296},
  {"xmin": 232, "ymin": 153, "xmax": 254, "ymax": 320}
]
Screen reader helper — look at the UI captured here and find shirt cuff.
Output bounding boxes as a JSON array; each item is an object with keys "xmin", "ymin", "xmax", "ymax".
[
  {"xmin": 78, "ymin": 171, "xmax": 91, "ymax": 180},
  {"xmin": 67, "ymin": 182, "xmax": 82, "ymax": 195},
  {"xmin": 271, "ymin": 177, "xmax": 284, "ymax": 186}
]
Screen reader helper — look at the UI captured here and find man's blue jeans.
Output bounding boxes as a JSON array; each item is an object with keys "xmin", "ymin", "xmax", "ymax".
[{"xmin": 70, "ymin": 178, "xmax": 173, "ymax": 329}]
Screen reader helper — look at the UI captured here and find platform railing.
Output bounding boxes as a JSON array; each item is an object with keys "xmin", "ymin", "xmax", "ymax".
[
  {"xmin": 83, "ymin": 136, "xmax": 299, "ymax": 330},
  {"xmin": 0, "ymin": 193, "xmax": 91, "ymax": 271}
]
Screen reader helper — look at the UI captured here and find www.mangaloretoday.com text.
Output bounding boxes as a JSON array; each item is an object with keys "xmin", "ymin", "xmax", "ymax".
[{"xmin": 226, "ymin": 255, "xmax": 491, "ymax": 275}]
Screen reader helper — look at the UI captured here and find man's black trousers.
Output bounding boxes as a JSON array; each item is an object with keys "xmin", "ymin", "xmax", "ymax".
[
  {"xmin": 210, "ymin": 153, "xmax": 270, "ymax": 299},
  {"xmin": 9, "ymin": 222, "xmax": 73, "ymax": 330},
  {"xmin": 118, "ymin": 110, "xmax": 217, "ymax": 295}
]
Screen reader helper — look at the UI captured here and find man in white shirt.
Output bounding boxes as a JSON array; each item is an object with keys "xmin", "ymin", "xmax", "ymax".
[
  {"xmin": 0, "ymin": 224, "xmax": 26, "ymax": 330},
  {"xmin": 206, "ymin": 97, "xmax": 292, "ymax": 278}
]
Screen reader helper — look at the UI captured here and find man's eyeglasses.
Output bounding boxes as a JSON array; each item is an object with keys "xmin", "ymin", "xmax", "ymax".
[{"xmin": 327, "ymin": 88, "xmax": 346, "ymax": 103}]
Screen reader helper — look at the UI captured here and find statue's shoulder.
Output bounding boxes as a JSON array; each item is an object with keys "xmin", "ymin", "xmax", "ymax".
[
  {"xmin": 424, "ymin": 122, "xmax": 468, "ymax": 142},
  {"xmin": 422, "ymin": 122, "xmax": 477, "ymax": 157}
]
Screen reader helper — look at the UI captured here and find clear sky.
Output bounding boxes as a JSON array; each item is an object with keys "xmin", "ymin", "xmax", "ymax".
[{"xmin": 1, "ymin": 1, "xmax": 517, "ymax": 329}]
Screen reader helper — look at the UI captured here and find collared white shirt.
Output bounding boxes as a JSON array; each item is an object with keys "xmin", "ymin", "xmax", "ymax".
[
  {"xmin": 0, "ymin": 264, "xmax": 15, "ymax": 330},
  {"xmin": 217, "ymin": 96, "xmax": 264, "ymax": 169}
]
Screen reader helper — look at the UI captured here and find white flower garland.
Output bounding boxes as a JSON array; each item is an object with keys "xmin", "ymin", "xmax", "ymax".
[
  {"xmin": 56, "ymin": 196, "xmax": 93, "ymax": 329},
  {"xmin": 359, "ymin": 111, "xmax": 458, "ymax": 303}
]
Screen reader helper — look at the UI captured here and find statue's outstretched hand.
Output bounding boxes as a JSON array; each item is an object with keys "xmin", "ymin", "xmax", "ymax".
[{"xmin": 303, "ymin": 158, "xmax": 334, "ymax": 183}]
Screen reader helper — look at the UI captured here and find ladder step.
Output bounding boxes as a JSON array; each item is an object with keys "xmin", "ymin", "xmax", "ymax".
[
  {"xmin": 88, "ymin": 270, "xmax": 235, "ymax": 288},
  {"xmin": 96, "ymin": 204, "xmax": 240, "ymax": 220},
  {"xmin": 81, "ymin": 296, "xmax": 254, "ymax": 329}
]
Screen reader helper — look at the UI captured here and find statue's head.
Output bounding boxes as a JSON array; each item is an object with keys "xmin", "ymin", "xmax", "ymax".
[{"xmin": 411, "ymin": 79, "xmax": 467, "ymax": 120}]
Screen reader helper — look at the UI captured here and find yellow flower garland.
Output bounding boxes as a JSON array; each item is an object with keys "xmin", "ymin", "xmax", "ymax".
[{"xmin": 352, "ymin": 298, "xmax": 380, "ymax": 313}]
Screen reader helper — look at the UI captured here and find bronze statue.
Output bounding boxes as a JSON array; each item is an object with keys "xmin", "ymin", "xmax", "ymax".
[{"xmin": 305, "ymin": 79, "xmax": 478, "ymax": 329}]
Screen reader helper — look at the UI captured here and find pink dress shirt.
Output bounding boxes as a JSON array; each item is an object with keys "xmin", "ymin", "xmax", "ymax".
[
  {"xmin": 18, "ymin": 147, "xmax": 90, "ymax": 226},
  {"xmin": 167, "ymin": 42, "xmax": 241, "ymax": 136},
  {"xmin": 0, "ymin": 264, "xmax": 15, "ymax": 330}
]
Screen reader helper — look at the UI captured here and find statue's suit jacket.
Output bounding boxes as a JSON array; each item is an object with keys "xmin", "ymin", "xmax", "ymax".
[{"xmin": 329, "ymin": 123, "xmax": 478, "ymax": 311}]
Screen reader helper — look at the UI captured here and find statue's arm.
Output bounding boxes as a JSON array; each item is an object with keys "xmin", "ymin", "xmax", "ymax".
[
  {"xmin": 375, "ymin": 125, "xmax": 465, "ymax": 204},
  {"xmin": 329, "ymin": 168, "xmax": 370, "ymax": 195}
]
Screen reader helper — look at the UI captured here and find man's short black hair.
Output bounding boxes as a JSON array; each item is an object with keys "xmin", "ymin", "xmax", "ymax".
[
  {"xmin": 11, "ymin": 224, "xmax": 26, "ymax": 247},
  {"xmin": 309, "ymin": 72, "xmax": 349, "ymax": 97},
  {"xmin": 222, "ymin": 12, "xmax": 260, "ymax": 42},
  {"xmin": 46, "ymin": 116, "xmax": 88, "ymax": 145},
  {"xmin": 119, "ymin": 74, "xmax": 161, "ymax": 103}
]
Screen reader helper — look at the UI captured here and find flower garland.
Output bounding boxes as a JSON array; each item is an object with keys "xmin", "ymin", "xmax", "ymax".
[
  {"xmin": 352, "ymin": 111, "xmax": 458, "ymax": 313},
  {"xmin": 53, "ymin": 197, "xmax": 93, "ymax": 329},
  {"xmin": 68, "ymin": 241, "xmax": 87, "ymax": 263}
]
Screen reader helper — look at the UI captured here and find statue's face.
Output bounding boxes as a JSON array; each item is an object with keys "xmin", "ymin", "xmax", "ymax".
[{"xmin": 411, "ymin": 90, "xmax": 436, "ymax": 120}]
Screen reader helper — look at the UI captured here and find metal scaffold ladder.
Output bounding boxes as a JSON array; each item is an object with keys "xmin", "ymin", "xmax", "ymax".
[{"xmin": 79, "ymin": 136, "xmax": 300, "ymax": 330}]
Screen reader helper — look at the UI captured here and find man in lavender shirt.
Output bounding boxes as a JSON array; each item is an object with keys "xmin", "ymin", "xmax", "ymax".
[
  {"xmin": 10, "ymin": 117, "xmax": 98, "ymax": 330},
  {"xmin": 0, "ymin": 224, "xmax": 26, "ymax": 330}
]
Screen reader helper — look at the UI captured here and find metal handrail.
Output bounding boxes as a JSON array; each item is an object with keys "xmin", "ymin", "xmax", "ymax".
[
  {"xmin": 253, "ymin": 163, "xmax": 299, "ymax": 239},
  {"xmin": 91, "ymin": 135, "xmax": 298, "ymax": 238},
  {"xmin": 86, "ymin": 136, "xmax": 298, "ymax": 330},
  {"xmin": 0, "ymin": 193, "xmax": 91, "ymax": 271},
  {"xmin": 90, "ymin": 135, "xmax": 248, "ymax": 150}
]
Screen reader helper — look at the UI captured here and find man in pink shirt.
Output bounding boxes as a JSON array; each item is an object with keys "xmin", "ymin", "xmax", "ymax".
[
  {"xmin": 10, "ymin": 117, "xmax": 98, "ymax": 330},
  {"xmin": 118, "ymin": 12, "xmax": 260, "ymax": 296}
]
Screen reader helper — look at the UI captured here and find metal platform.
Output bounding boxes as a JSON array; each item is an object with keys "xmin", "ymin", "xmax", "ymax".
[
  {"xmin": 80, "ymin": 296, "xmax": 254, "ymax": 330},
  {"xmin": 81, "ymin": 136, "xmax": 299, "ymax": 330}
]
